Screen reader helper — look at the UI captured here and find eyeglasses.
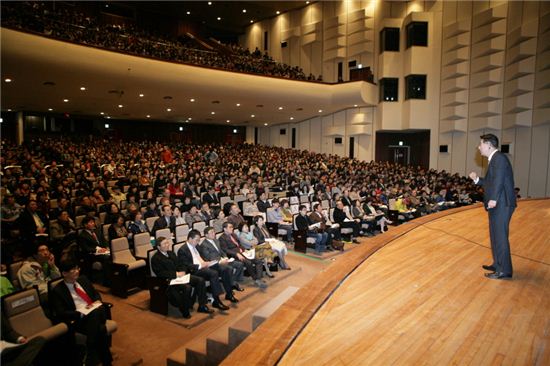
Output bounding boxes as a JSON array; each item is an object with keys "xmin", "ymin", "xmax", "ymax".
[{"xmin": 68, "ymin": 266, "xmax": 80, "ymax": 273}]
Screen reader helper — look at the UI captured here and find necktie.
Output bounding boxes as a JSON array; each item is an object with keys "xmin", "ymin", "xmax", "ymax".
[
  {"xmin": 229, "ymin": 235, "xmax": 243, "ymax": 253},
  {"xmin": 91, "ymin": 231, "xmax": 98, "ymax": 242},
  {"xmin": 74, "ymin": 284, "xmax": 93, "ymax": 305}
]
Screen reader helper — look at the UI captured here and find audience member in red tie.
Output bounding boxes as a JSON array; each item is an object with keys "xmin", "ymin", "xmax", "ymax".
[
  {"xmin": 219, "ymin": 222, "xmax": 267, "ymax": 288},
  {"xmin": 49, "ymin": 258, "xmax": 113, "ymax": 366}
]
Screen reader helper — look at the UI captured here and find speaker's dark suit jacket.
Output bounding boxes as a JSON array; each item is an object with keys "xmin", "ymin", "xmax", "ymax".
[{"xmin": 476, "ymin": 151, "xmax": 516, "ymax": 275}]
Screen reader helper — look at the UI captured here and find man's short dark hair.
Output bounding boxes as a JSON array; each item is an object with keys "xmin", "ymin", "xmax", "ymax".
[
  {"xmin": 299, "ymin": 204, "xmax": 306, "ymax": 211},
  {"xmin": 83, "ymin": 216, "xmax": 95, "ymax": 226},
  {"xmin": 204, "ymin": 226, "xmax": 214, "ymax": 235},
  {"xmin": 188, "ymin": 229, "xmax": 200, "ymax": 240},
  {"xmin": 59, "ymin": 257, "xmax": 79, "ymax": 273},
  {"xmin": 222, "ymin": 221, "xmax": 233, "ymax": 230},
  {"xmin": 480, "ymin": 134, "xmax": 499, "ymax": 148},
  {"xmin": 313, "ymin": 203, "xmax": 320, "ymax": 211}
]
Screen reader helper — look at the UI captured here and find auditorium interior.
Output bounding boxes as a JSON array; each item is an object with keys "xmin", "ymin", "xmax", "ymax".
[{"xmin": 1, "ymin": 1, "xmax": 549, "ymax": 365}]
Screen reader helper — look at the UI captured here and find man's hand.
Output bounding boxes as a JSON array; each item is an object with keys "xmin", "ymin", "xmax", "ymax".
[
  {"xmin": 487, "ymin": 200, "xmax": 497, "ymax": 209},
  {"xmin": 48, "ymin": 254, "xmax": 56, "ymax": 266},
  {"xmin": 219, "ymin": 258, "xmax": 229, "ymax": 265},
  {"xmin": 237, "ymin": 253, "xmax": 245, "ymax": 261},
  {"xmin": 469, "ymin": 172, "xmax": 478, "ymax": 181},
  {"xmin": 176, "ymin": 271, "xmax": 186, "ymax": 277}
]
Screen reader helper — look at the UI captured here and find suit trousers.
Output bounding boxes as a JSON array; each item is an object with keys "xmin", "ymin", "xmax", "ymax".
[
  {"xmin": 76, "ymin": 306, "xmax": 112, "ymax": 366},
  {"xmin": 239, "ymin": 257, "xmax": 263, "ymax": 280},
  {"xmin": 193, "ymin": 266, "xmax": 226, "ymax": 297},
  {"xmin": 488, "ymin": 206, "xmax": 515, "ymax": 275}
]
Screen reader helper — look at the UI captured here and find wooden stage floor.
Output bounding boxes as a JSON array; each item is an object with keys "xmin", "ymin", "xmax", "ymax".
[{"xmin": 279, "ymin": 199, "xmax": 550, "ymax": 365}]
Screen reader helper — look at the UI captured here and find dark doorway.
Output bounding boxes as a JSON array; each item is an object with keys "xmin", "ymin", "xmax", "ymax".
[
  {"xmin": 254, "ymin": 127, "xmax": 258, "ymax": 145},
  {"xmin": 349, "ymin": 137, "xmax": 355, "ymax": 159},
  {"xmin": 337, "ymin": 62, "xmax": 343, "ymax": 82},
  {"xmin": 291, "ymin": 128, "xmax": 296, "ymax": 148},
  {"xmin": 375, "ymin": 130, "xmax": 430, "ymax": 168}
]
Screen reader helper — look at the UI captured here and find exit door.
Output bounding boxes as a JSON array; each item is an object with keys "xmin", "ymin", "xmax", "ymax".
[{"xmin": 389, "ymin": 145, "xmax": 410, "ymax": 165}]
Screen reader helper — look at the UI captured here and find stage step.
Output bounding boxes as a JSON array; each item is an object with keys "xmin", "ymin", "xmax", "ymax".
[{"xmin": 167, "ymin": 283, "xmax": 300, "ymax": 366}]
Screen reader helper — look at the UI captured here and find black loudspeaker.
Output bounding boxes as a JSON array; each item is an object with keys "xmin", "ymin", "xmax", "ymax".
[
  {"xmin": 335, "ymin": 137, "xmax": 343, "ymax": 144},
  {"xmin": 281, "ymin": 41, "xmax": 288, "ymax": 48},
  {"xmin": 439, "ymin": 145, "xmax": 448, "ymax": 153},
  {"xmin": 501, "ymin": 144, "xmax": 510, "ymax": 154}
]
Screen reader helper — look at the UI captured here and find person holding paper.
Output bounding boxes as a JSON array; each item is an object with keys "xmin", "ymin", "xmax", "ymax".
[
  {"xmin": 177, "ymin": 230, "xmax": 238, "ymax": 310},
  {"xmin": 469, "ymin": 133, "xmax": 516, "ymax": 280},
  {"xmin": 219, "ymin": 222, "xmax": 267, "ymax": 289},
  {"xmin": 151, "ymin": 237, "xmax": 214, "ymax": 318},
  {"xmin": 1, "ymin": 312, "xmax": 46, "ymax": 366},
  {"xmin": 49, "ymin": 258, "xmax": 112, "ymax": 366},
  {"xmin": 295, "ymin": 205, "xmax": 328, "ymax": 255},
  {"xmin": 199, "ymin": 227, "xmax": 245, "ymax": 292}
]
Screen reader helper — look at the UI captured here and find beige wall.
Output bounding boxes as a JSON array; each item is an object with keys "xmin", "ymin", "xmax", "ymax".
[{"xmin": 243, "ymin": 1, "xmax": 550, "ymax": 198}]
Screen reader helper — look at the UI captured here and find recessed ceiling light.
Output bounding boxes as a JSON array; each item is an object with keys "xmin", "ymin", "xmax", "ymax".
[
  {"xmin": 354, "ymin": 104, "xmax": 358, "ymax": 107},
  {"xmin": 264, "ymin": 123, "xmax": 268, "ymax": 126},
  {"xmin": 100, "ymin": 112, "xmax": 104, "ymax": 115},
  {"xmin": 80, "ymin": 86, "xmax": 86, "ymax": 91},
  {"xmin": 211, "ymin": 111, "xmax": 216, "ymax": 115},
  {"xmin": 236, "ymin": 103, "xmax": 240, "ymax": 107},
  {"xmin": 48, "ymin": 108, "xmax": 53, "ymax": 111},
  {"xmin": 118, "ymin": 104, "xmax": 123, "ymax": 108},
  {"xmin": 251, "ymin": 114, "xmax": 255, "ymax": 118},
  {"xmin": 226, "ymin": 119, "xmax": 230, "ymax": 123},
  {"xmin": 208, "ymin": 1, "xmax": 212, "ymax": 5},
  {"xmin": 105, "ymin": 123, "xmax": 110, "ymax": 128},
  {"xmin": 278, "ymin": 107, "xmax": 283, "ymax": 110},
  {"xmin": 318, "ymin": 109, "xmax": 323, "ymax": 113},
  {"xmin": 139, "ymin": 93, "xmax": 144, "ymax": 97},
  {"xmin": 242, "ymin": 9, "xmax": 247, "ymax": 13},
  {"xmin": 4, "ymin": 78, "xmax": 12, "ymax": 83},
  {"xmin": 250, "ymin": 20, "xmax": 254, "ymax": 23},
  {"xmin": 186, "ymin": 11, "xmax": 191, "ymax": 15},
  {"xmin": 166, "ymin": 108, "xmax": 172, "ymax": 112},
  {"xmin": 146, "ymin": 115, "xmax": 150, "ymax": 118},
  {"xmin": 106, "ymin": 116, "xmax": 111, "ymax": 119},
  {"xmin": 188, "ymin": 117, "xmax": 192, "ymax": 120},
  {"xmin": 63, "ymin": 99, "xmax": 69, "ymax": 102},
  {"xmin": 276, "ymin": 11, "xmax": 280, "ymax": 15},
  {"xmin": 190, "ymin": 98, "xmax": 195, "ymax": 102},
  {"xmin": 290, "ymin": 117, "xmax": 294, "ymax": 120},
  {"xmin": 7, "ymin": 109, "xmax": 12, "ymax": 111},
  {"xmin": 179, "ymin": 126, "xmax": 184, "ymax": 131},
  {"xmin": 306, "ymin": 1, "xmax": 310, "ymax": 4},
  {"xmin": 217, "ymin": 17, "xmax": 221, "ymax": 20}
]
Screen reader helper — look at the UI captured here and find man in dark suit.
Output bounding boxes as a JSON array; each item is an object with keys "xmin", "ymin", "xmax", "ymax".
[
  {"xmin": 202, "ymin": 188, "xmax": 220, "ymax": 208},
  {"xmin": 49, "ymin": 258, "xmax": 113, "ymax": 366},
  {"xmin": 1, "ymin": 312, "xmax": 46, "ymax": 366},
  {"xmin": 199, "ymin": 226, "xmax": 245, "ymax": 292},
  {"xmin": 78, "ymin": 216, "xmax": 111, "ymax": 284},
  {"xmin": 151, "ymin": 236, "xmax": 214, "ymax": 318},
  {"xmin": 17, "ymin": 200, "xmax": 49, "ymax": 242},
  {"xmin": 177, "ymin": 230, "xmax": 237, "ymax": 309},
  {"xmin": 470, "ymin": 133, "xmax": 516, "ymax": 280},
  {"xmin": 219, "ymin": 222, "xmax": 267, "ymax": 288},
  {"xmin": 151, "ymin": 204, "xmax": 176, "ymax": 236}
]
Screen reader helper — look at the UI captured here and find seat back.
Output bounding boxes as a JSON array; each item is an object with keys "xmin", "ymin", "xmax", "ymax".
[
  {"xmin": 290, "ymin": 204, "xmax": 299, "ymax": 214},
  {"xmin": 75, "ymin": 215, "xmax": 86, "ymax": 228},
  {"xmin": 175, "ymin": 224, "xmax": 189, "ymax": 243},
  {"xmin": 147, "ymin": 249, "xmax": 157, "ymax": 277},
  {"xmin": 2, "ymin": 288, "xmax": 54, "ymax": 337},
  {"xmin": 110, "ymin": 237, "xmax": 136, "ymax": 265},
  {"xmin": 102, "ymin": 224, "xmax": 111, "ymax": 242},
  {"xmin": 321, "ymin": 200, "xmax": 330, "ymax": 209},
  {"xmin": 219, "ymin": 196, "xmax": 231, "ymax": 207},
  {"xmin": 300, "ymin": 195, "xmax": 309, "ymax": 203},
  {"xmin": 289, "ymin": 196, "xmax": 299, "ymax": 205},
  {"xmin": 172, "ymin": 243, "xmax": 185, "ymax": 256},
  {"xmin": 8, "ymin": 261, "xmax": 24, "ymax": 290},
  {"xmin": 99, "ymin": 212, "xmax": 107, "ymax": 224},
  {"xmin": 156, "ymin": 228, "xmax": 171, "ymax": 241},
  {"xmin": 192, "ymin": 221, "xmax": 206, "ymax": 234},
  {"xmin": 145, "ymin": 216, "xmax": 157, "ymax": 232},
  {"xmin": 134, "ymin": 232, "xmax": 152, "ymax": 258}
]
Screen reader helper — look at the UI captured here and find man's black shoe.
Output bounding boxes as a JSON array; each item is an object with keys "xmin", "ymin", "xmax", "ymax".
[
  {"xmin": 197, "ymin": 305, "xmax": 215, "ymax": 314},
  {"xmin": 482, "ymin": 264, "xmax": 496, "ymax": 271},
  {"xmin": 225, "ymin": 294, "xmax": 239, "ymax": 303},
  {"xmin": 232, "ymin": 284, "xmax": 245, "ymax": 292},
  {"xmin": 212, "ymin": 301, "xmax": 230, "ymax": 310}
]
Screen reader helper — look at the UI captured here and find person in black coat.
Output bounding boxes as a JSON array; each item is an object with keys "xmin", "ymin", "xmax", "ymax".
[
  {"xmin": 333, "ymin": 200, "xmax": 361, "ymax": 243},
  {"xmin": 151, "ymin": 204, "xmax": 176, "ymax": 236},
  {"xmin": 177, "ymin": 230, "xmax": 237, "ymax": 309},
  {"xmin": 218, "ymin": 222, "xmax": 267, "ymax": 288},
  {"xmin": 469, "ymin": 133, "xmax": 517, "ymax": 279},
  {"xmin": 151, "ymin": 236, "xmax": 213, "ymax": 318},
  {"xmin": 199, "ymin": 226, "xmax": 245, "ymax": 291},
  {"xmin": 17, "ymin": 200, "xmax": 49, "ymax": 242},
  {"xmin": 49, "ymin": 258, "xmax": 112, "ymax": 366},
  {"xmin": 295, "ymin": 205, "xmax": 328, "ymax": 254},
  {"xmin": 1, "ymin": 312, "xmax": 46, "ymax": 366}
]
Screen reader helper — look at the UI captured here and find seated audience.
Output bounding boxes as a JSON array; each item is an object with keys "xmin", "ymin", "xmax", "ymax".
[
  {"xmin": 152, "ymin": 204, "xmax": 176, "ymax": 235},
  {"xmin": 151, "ymin": 236, "xmax": 213, "ymax": 319},
  {"xmin": 252, "ymin": 215, "xmax": 291, "ymax": 270},
  {"xmin": 295, "ymin": 205, "xmax": 328, "ymax": 255},
  {"xmin": 17, "ymin": 243, "xmax": 61, "ymax": 296},
  {"xmin": 266, "ymin": 199, "xmax": 293, "ymax": 242}
]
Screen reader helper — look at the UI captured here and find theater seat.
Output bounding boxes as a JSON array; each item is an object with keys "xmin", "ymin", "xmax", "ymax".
[
  {"xmin": 2, "ymin": 288, "xmax": 68, "ymax": 341},
  {"xmin": 110, "ymin": 237, "xmax": 146, "ymax": 298}
]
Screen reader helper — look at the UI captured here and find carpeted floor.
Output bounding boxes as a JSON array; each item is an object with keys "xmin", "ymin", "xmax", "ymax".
[{"xmin": 100, "ymin": 243, "xmax": 367, "ymax": 365}]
